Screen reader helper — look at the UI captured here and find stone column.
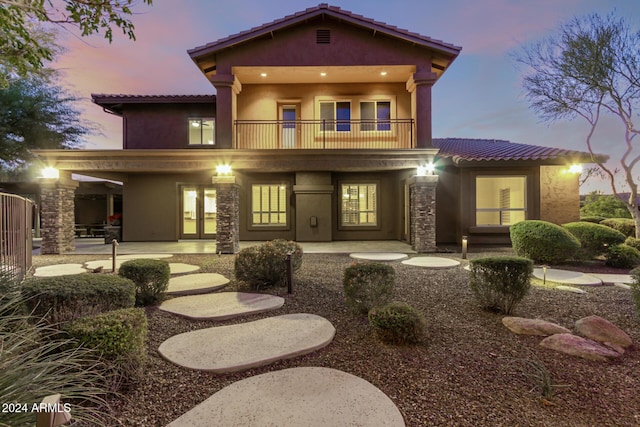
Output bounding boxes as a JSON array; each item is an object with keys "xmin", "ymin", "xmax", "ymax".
[
  {"xmin": 408, "ymin": 175, "xmax": 438, "ymax": 253},
  {"xmin": 40, "ymin": 174, "xmax": 79, "ymax": 254},
  {"xmin": 213, "ymin": 175, "xmax": 240, "ymax": 254}
]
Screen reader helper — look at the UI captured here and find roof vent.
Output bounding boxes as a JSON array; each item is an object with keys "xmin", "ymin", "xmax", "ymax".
[{"xmin": 316, "ymin": 29, "xmax": 331, "ymax": 44}]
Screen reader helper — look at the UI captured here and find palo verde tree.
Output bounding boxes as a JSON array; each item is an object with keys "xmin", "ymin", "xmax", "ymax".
[
  {"xmin": 0, "ymin": 0, "xmax": 153, "ymax": 86},
  {"xmin": 516, "ymin": 13, "xmax": 640, "ymax": 236}
]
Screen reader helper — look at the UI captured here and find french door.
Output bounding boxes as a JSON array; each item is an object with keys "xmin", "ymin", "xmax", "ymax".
[
  {"xmin": 280, "ymin": 104, "xmax": 300, "ymax": 148},
  {"xmin": 180, "ymin": 186, "xmax": 216, "ymax": 239}
]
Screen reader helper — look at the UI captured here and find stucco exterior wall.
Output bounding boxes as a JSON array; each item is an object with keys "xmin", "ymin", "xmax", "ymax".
[{"xmin": 539, "ymin": 165, "xmax": 580, "ymax": 225}]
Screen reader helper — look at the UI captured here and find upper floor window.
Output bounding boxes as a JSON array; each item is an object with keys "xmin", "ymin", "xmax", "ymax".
[
  {"xmin": 320, "ymin": 101, "xmax": 351, "ymax": 132},
  {"xmin": 361, "ymin": 101, "xmax": 391, "ymax": 131},
  {"xmin": 475, "ymin": 176, "xmax": 526, "ymax": 226},
  {"xmin": 189, "ymin": 118, "xmax": 215, "ymax": 145}
]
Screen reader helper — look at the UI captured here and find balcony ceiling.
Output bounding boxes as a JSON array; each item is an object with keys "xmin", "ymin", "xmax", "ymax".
[{"xmin": 232, "ymin": 65, "xmax": 417, "ymax": 84}]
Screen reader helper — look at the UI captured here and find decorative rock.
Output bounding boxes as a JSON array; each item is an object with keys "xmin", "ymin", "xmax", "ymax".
[
  {"xmin": 575, "ymin": 315, "xmax": 633, "ymax": 349},
  {"xmin": 350, "ymin": 253, "xmax": 408, "ymax": 262},
  {"xmin": 167, "ymin": 273, "xmax": 229, "ymax": 295},
  {"xmin": 556, "ymin": 285, "xmax": 586, "ymax": 294},
  {"xmin": 502, "ymin": 317, "xmax": 571, "ymax": 336},
  {"xmin": 167, "ymin": 367, "xmax": 405, "ymax": 427},
  {"xmin": 159, "ymin": 292, "xmax": 284, "ymax": 320},
  {"xmin": 34, "ymin": 264, "xmax": 87, "ymax": 277},
  {"xmin": 540, "ymin": 333, "xmax": 622, "ymax": 361},
  {"xmin": 401, "ymin": 257, "xmax": 460, "ymax": 269},
  {"xmin": 169, "ymin": 263, "xmax": 201, "ymax": 274},
  {"xmin": 159, "ymin": 314, "xmax": 336, "ymax": 373}
]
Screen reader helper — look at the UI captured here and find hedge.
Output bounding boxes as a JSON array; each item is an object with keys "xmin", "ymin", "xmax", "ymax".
[
  {"xmin": 118, "ymin": 259, "xmax": 171, "ymax": 306},
  {"xmin": 562, "ymin": 221, "xmax": 625, "ymax": 258},
  {"xmin": 343, "ymin": 262, "xmax": 395, "ymax": 314},
  {"xmin": 510, "ymin": 220, "xmax": 580, "ymax": 264},
  {"xmin": 600, "ymin": 218, "xmax": 636, "ymax": 238}
]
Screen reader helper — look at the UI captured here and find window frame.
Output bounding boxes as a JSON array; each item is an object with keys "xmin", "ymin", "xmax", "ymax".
[
  {"xmin": 188, "ymin": 117, "xmax": 215, "ymax": 146},
  {"xmin": 249, "ymin": 183, "xmax": 290, "ymax": 230},
  {"xmin": 474, "ymin": 175, "xmax": 527, "ymax": 227},
  {"xmin": 315, "ymin": 96, "xmax": 396, "ymax": 135},
  {"xmin": 360, "ymin": 100, "xmax": 391, "ymax": 132},
  {"xmin": 338, "ymin": 181, "xmax": 380, "ymax": 230}
]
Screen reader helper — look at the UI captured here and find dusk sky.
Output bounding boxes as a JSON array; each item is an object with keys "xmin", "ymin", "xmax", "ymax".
[{"xmin": 51, "ymin": 0, "xmax": 640, "ymax": 193}]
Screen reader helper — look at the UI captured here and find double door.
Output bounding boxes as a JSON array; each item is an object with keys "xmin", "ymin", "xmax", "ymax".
[{"xmin": 180, "ymin": 186, "xmax": 216, "ymax": 239}]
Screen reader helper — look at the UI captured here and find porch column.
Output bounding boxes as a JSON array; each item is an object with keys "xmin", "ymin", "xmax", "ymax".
[
  {"xmin": 408, "ymin": 175, "xmax": 438, "ymax": 253},
  {"xmin": 407, "ymin": 72, "xmax": 437, "ymax": 148},
  {"xmin": 209, "ymin": 74, "xmax": 241, "ymax": 149},
  {"xmin": 213, "ymin": 175, "xmax": 240, "ymax": 254},
  {"xmin": 40, "ymin": 173, "xmax": 79, "ymax": 254}
]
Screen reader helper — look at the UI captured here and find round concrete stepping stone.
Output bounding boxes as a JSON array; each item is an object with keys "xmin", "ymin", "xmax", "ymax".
[
  {"xmin": 167, "ymin": 367, "xmax": 405, "ymax": 427},
  {"xmin": 159, "ymin": 314, "xmax": 336, "ymax": 373},
  {"xmin": 84, "ymin": 259, "xmax": 126, "ymax": 272},
  {"xmin": 117, "ymin": 253, "xmax": 174, "ymax": 260},
  {"xmin": 34, "ymin": 264, "xmax": 87, "ymax": 277},
  {"xmin": 533, "ymin": 268, "xmax": 602, "ymax": 286},
  {"xmin": 350, "ymin": 253, "xmax": 408, "ymax": 261},
  {"xmin": 556, "ymin": 285, "xmax": 586, "ymax": 294},
  {"xmin": 590, "ymin": 273, "xmax": 633, "ymax": 285},
  {"xmin": 169, "ymin": 263, "xmax": 200, "ymax": 275},
  {"xmin": 159, "ymin": 292, "xmax": 284, "ymax": 320},
  {"xmin": 401, "ymin": 256, "xmax": 460, "ymax": 269},
  {"xmin": 167, "ymin": 273, "xmax": 229, "ymax": 295},
  {"xmin": 614, "ymin": 283, "xmax": 632, "ymax": 290}
]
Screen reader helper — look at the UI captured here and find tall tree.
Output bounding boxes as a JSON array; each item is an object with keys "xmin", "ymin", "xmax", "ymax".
[
  {"xmin": 0, "ymin": 0, "xmax": 152, "ymax": 85},
  {"xmin": 516, "ymin": 12, "xmax": 640, "ymax": 236},
  {"xmin": 0, "ymin": 71, "xmax": 91, "ymax": 171}
]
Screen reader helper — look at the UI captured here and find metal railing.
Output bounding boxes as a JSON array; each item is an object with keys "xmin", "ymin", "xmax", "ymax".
[
  {"xmin": 1, "ymin": 192, "xmax": 34, "ymax": 281},
  {"xmin": 235, "ymin": 119, "xmax": 414, "ymax": 149}
]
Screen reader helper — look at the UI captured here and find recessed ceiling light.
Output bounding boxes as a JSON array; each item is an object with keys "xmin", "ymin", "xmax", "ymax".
[
  {"xmin": 260, "ymin": 72, "xmax": 267, "ymax": 77},
  {"xmin": 380, "ymin": 71, "xmax": 387, "ymax": 76},
  {"xmin": 320, "ymin": 72, "xmax": 327, "ymax": 77}
]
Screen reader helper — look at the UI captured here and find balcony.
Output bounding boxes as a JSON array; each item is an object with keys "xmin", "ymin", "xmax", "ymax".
[{"xmin": 235, "ymin": 119, "xmax": 414, "ymax": 149}]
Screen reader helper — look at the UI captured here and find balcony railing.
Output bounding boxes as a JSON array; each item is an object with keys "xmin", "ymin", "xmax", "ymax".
[
  {"xmin": 1, "ymin": 192, "xmax": 34, "ymax": 281},
  {"xmin": 235, "ymin": 119, "xmax": 414, "ymax": 149}
]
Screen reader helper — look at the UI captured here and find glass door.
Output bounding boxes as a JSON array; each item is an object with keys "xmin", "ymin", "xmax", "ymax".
[
  {"xmin": 180, "ymin": 186, "xmax": 216, "ymax": 239},
  {"xmin": 280, "ymin": 104, "xmax": 300, "ymax": 148}
]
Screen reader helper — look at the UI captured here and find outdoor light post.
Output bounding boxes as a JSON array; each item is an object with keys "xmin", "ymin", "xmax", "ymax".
[{"xmin": 462, "ymin": 236, "xmax": 468, "ymax": 259}]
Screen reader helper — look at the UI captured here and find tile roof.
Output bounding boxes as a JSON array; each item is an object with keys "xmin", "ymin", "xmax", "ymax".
[
  {"xmin": 433, "ymin": 138, "xmax": 604, "ymax": 164},
  {"xmin": 188, "ymin": 3, "xmax": 462, "ymax": 58},
  {"xmin": 91, "ymin": 94, "xmax": 215, "ymax": 103}
]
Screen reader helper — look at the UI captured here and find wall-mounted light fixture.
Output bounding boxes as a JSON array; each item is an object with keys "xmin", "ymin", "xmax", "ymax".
[
  {"xmin": 569, "ymin": 164, "xmax": 583, "ymax": 174},
  {"xmin": 40, "ymin": 166, "xmax": 60, "ymax": 179},
  {"xmin": 215, "ymin": 164, "xmax": 232, "ymax": 175},
  {"xmin": 417, "ymin": 162, "xmax": 435, "ymax": 176}
]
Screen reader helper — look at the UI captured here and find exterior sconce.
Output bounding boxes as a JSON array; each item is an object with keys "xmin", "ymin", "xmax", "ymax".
[
  {"xmin": 461, "ymin": 235, "xmax": 468, "ymax": 259},
  {"xmin": 216, "ymin": 164, "xmax": 232, "ymax": 175},
  {"xmin": 569, "ymin": 164, "xmax": 583, "ymax": 174},
  {"xmin": 417, "ymin": 163, "xmax": 435, "ymax": 176},
  {"xmin": 40, "ymin": 166, "xmax": 60, "ymax": 179}
]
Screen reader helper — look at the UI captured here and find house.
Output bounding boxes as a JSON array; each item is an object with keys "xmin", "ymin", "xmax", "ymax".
[{"xmin": 34, "ymin": 4, "xmax": 597, "ymax": 254}]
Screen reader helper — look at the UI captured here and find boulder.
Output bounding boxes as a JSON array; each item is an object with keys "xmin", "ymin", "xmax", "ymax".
[
  {"xmin": 502, "ymin": 317, "xmax": 571, "ymax": 336},
  {"xmin": 540, "ymin": 333, "xmax": 622, "ymax": 361},
  {"xmin": 575, "ymin": 315, "xmax": 633, "ymax": 349}
]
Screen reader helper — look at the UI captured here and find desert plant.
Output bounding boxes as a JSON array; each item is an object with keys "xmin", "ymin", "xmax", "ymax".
[
  {"xmin": 510, "ymin": 220, "xmax": 580, "ymax": 264},
  {"xmin": 368, "ymin": 302, "xmax": 426, "ymax": 344},
  {"xmin": 631, "ymin": 268, "xmax": 640, "ymax": 317},
  {"xmin": 343, "ymin": 262, "xmax": 395, "ymax": 314},
  {"xmin": 579, "ymin": 216, "xmax": 606, "ymax": 224},
  {"xmin": 503, "ymin": 352, "xmax": 569, "ymax": 400},
  {"xmin": 234, "ymin": 239, "xmax": 303, "ymax": 289},
  {"xmin": 21, "ymin": 274, "xmax": 135, "ymax": 324},
  {"xmin": 118, "ymin": 258, "xmax": 170, "ymax": 306},
  {"xmin": 605, "ymin": 244, "xmax": 640, "ymax": 269},
  {"xmin": 0, "ymin": 273, "xmax": 113, "ymax": 426},
  {"xmin": 65, "ymin": 307, "xmax": 148, "ymax": 390},
  {"xmin": 562, "ymin": 221, "xmax": 625, "ymax": 258},
  {"xmin": 600, "ymin": 218, "xmax": 636, "ymax": 237},
  {"xmin": 469, "ymin": 256, "xmax": 533, "ymax": 315}
]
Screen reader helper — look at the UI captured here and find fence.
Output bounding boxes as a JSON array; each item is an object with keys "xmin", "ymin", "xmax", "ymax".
[{"xmin": 0, "ymin": 192, "xmax": 34, "ymax": 281}]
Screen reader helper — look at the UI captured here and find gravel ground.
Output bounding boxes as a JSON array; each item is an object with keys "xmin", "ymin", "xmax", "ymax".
[{"xmin": 32, "ymin": 251, "xmax": 640, "ymax": 427}]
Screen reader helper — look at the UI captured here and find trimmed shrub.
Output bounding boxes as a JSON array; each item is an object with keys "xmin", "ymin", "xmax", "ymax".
[
  {"xmin": 579, "ymin": 216, "xmax": 606, "ymax": 224},
  {"xmin": 600, "ymin": 218, "xmax": 636, "ymax": 238},
  {"xmin": 343, "ymin": 262, "xmax": 395, "ymax": 314},
  {"xmin": 631, "ymin": 268, "xmax": 640, "ymax": 318},
  {"xmin": 562, "ymin": 221, "xmax": 625, "ymax": 258},
  {"xmin": 21, "ymin": 274, "xmax": 135, "ymax": 324},
  {"xmin": 605, "ymin": 244, "xmax": 640, "ymax": 269},
  {"xmin": 65, "ymin": 307, "xmax": 147, "ymax": 389},
  {"xmin": 118, "ymin": 259, "xmax": 170, "ymax": 306},
  {"xmin": 510, "ymin": 220, "xmax": 580, "ymax": 264},
  {"xmin": 469, "ymin": 256, "xmax": 533, "ymax": 315},
  {"xmin": 235, "ymin": 239, "xmax": 303, "ymax": 289},
  {"xmin": 625, "ymin": 237, "xmax": 640, "ymax": 251},
  {"xmin": 368, "ymin": 302, "xmax": 426, "ymax": 345}
]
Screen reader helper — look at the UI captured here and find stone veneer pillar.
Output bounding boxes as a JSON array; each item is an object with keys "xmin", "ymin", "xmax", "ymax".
[
  {"xmin": 408, "ymin": 175, "xmax": 438, "ymax": 253},
  {"xmin": 40, "ymin": 175, "xmax": 79, "ymax": 254},
  {"xmin": 213, "ymin": 175, "xmax": 240, "ymax": 254}
]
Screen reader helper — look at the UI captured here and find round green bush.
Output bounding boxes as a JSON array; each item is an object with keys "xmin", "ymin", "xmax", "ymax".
[
  {"xmin": 118, "ymin": 259, "xmax": 170, "ymax": 306},
  {"xmin": 234, "ymin": 239, "xmax": 303, "ymax": 289},
  {"xmin": 368, "ymin": 302, "xmax": 426, "ymax": 345},
  {"xmin": 579, "ymin": 216, "xmax": 606, "ymax": 224},
  {"xmin": 469, "ymin": 256, "xmax": 533, "ymax": 315},
  {"xmin": 563, "ymin": 222, "xmax": 625, "ymax": 258},
  {"xmin": 605, "ymin": 244, "xmax": 640, "ymax": 269},
  {"xmin": 625, "ymin": 237, "xmax": 640, "ymax": 251},
  {"xmin": 343, "ymin": 262, "xmax": 395, "ymax": 314},
  {"xmin": 510, "ymin": 220, "xmax": 580, "ymax": 264},
  {"xmin": 600, "ymin": 218, "xmax": 636, "ymax": 238}
]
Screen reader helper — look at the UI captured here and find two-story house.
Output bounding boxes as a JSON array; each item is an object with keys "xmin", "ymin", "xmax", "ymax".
[{"xmin": 35, "ymin": 4, "xmax": 597, "ymax": 254}]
